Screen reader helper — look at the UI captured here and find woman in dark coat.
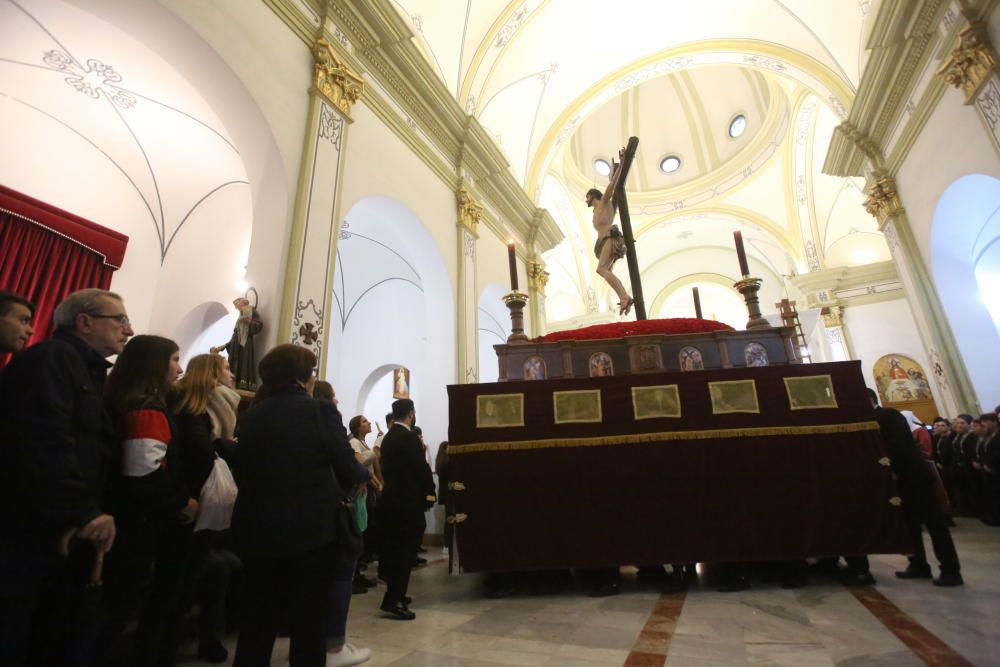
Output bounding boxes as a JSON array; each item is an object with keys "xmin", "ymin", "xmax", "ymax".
[{"xmin": 231, "ymin": 344, "xmax": 369, "ymax": 667}]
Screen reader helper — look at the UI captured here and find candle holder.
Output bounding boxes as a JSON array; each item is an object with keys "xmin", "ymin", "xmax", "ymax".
[
  {"xmin": 503, "ymin": 291, "xmax": 530, "ymax": 343},
  {"xmin": 733, "ymin": 276, "xmax": 771, "ymax": 330}
]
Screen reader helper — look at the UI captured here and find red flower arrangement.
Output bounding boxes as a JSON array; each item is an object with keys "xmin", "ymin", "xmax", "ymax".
[{"xmin": 536, "ymin": 318, "xmax": 734, "ymax": 343}]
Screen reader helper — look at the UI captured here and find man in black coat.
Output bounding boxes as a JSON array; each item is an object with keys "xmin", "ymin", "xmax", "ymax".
[
  {"xmin": 867, "ymin": 390, "xmax": 962, "ymax": 586},
  {"xmin": 0, "ymin": 288, "xmax": 133, "ymax": 665},
  {"xmin": 377, "ymin": 399, "xmax": 435, "ymax": 620}
]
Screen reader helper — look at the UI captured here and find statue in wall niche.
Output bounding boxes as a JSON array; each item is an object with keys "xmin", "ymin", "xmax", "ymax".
[{"xmin": 211, "ymin": 295, "xmax": 263, "ymax": 391}]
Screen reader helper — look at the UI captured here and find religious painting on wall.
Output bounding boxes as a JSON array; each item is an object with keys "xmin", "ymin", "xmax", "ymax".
[
  {"xmin": 392, "ymin": 367, "xmax": 410, "ymax": 399},
  {"xmin": 523, "ymin": 356, "xmax": 546, "ymax": 380},
  {"xmin": 708, "ymin": 380, "xmax": 760, "ymax": 414},
  {"xmin": 678, "ymin": 346, "xmax": 704, "ymax": 371},
  {"xmin": 744, "ymin": 342, "xmax": 769, "ymax": 367},
  {"xmin": 784, "ymin": 375, "xmax": 838, "ymax": 410},
  {"xmin": 553, "ymin": 389, "xmax": 603, "ymax": 424},
  {"xmin": 873, "ymin": 353, "xmax": 938, "ymax": 423},
  {"xmin": 476, "ymin": 393, "xmax": 525, "ymax": 428},
  {"xmin": 632, "ymin": 385, "xmax": 681, "ymax": 420},
  {"xmin": 589, "ymin": 352, "xmax": 614, "ymax": 377}
]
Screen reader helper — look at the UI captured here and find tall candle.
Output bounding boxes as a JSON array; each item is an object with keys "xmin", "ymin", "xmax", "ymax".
[
  {"xmin": 733, "ymin": 230, "xmax": 750, "ymax": 277},
  {"xmin": 507, "ymin": 240, "xmax": 519, "ymax": 291},
  {"xmin": 693, "ymin": 286, "xmax": 703, "ymax": 319}
]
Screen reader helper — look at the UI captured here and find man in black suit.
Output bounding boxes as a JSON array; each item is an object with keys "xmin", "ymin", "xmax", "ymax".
[
  {"xmin": 867, "ymin": 390, "xmax": 963, "ymax": 586},
  {"xmin": 378, "ymin": 399, "xmax": 435, "ymax": 619}
]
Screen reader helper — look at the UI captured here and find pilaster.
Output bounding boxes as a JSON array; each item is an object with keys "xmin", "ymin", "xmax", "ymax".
[
  {"xmin": 279, "ymin": 38, "xmax": 363, "ymax": 371},
  {"xmin": 527, "ymin": 258, "xmax": 549, "ymax": 338},
  {"xmin": 456, "ymin": 186, "xmax": 483, "ymax": 384},
  {"xmin": 865, "ymin": 174, "xmax": 979, "ymax": 414},
  {"xmin": 938, "ymin": 21, "xmax": 1000, "ymax": 152}
]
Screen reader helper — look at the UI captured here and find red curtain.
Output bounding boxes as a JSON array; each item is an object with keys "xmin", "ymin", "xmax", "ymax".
[{"xmin": 0, "ymin": 185, "xmax": 128, "ymax": 356}]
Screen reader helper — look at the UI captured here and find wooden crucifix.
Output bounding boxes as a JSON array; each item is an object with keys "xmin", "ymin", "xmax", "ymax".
[{"xmin": 587, "ymin": 136, "xmax": 646, "ymax": 319}]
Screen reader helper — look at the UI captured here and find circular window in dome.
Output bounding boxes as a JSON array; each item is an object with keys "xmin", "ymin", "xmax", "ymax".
[
  {"xmin": 593, "ymin": 158, "xmax": 611, "ymax": 177},
  {"xmin": 659, "ymin": 155, "xmax": 681, "ymax": 173},
  {"xmin": 728, "ymin": 114, "xmax": 747, "ymax": 138}
]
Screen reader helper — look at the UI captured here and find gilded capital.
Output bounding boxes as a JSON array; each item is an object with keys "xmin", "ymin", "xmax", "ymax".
[
  {"xmin": 528, "ymin": 259, "xmax": 549, "ymax": 294},
  {"xmin": 313, "ymin": 39, "xmax": 364, "ymax": 119},
  {"xmin": 938, "ymin": 22, "xmax": 1000, "ymax": 104},
  {"xmin": 456, "ymin": 186, "xmax": 484, "ymax": 236},
  {"xmin": 821, "ymin": 305, "xmax": 844, "ymax": 328},
  {"xmin": 863, "ymin": 176, "xmax": 904, "ymax": 227}
]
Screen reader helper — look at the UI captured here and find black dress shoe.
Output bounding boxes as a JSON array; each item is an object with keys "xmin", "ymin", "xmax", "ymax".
[
  {"xmin": 402, "ymin": 595, "xmax": 412, "ymax": 605},
  {"xmin": 933, "ymin": 572, "xmax": 964, "ymax": 587},
  {"xmin": 380, "ymin": 602, "xmax": 416, "ymax": 620},
  {"xmin": 895, "ymin": 566, "xmax": 932, "ymax": 579},
  {"xmin": 356, "ymin": 574, "xmax": 377, "ymax": 588},
  {"xmin": 413, "ymin": 557, "xmax": 428, "ymax": 566},
  {"xmin": 351, "ymin": 580, "xmax": 369, "ymax": 594}
]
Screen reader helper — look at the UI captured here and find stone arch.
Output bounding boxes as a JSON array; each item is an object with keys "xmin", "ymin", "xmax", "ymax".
[
  {"xmin": 931, "ymin": 174, "xmax": 1000, "ymax": 408},
  {"xmin": 328, "ymin": 195, "xmax": 455, "ymax": 452}
]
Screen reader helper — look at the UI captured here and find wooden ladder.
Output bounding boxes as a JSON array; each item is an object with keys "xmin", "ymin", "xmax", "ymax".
[{"xmin": 776, "ymin": 298, "xmax": 811, "ymax": 363}]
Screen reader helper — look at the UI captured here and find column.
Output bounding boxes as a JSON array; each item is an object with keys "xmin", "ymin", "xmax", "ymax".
[
  {"xmin": 527, "ymin": 258, "xmax": 549, "ymax": 338},
  {"xmin": 938, "ymin": 21, "xmax": 1000, "ymax": 152},
  {"xmin": 455, "ymin": 185, "xmax": 483, "ymax": 383},
  {"xmin": 821, "ymin": 306, "xmax": 850, "ymax": 362},
  {"xmin": 279, "ymin": 39, "xmax": 363, "ymax": 371},
  {"xmin": 864, "ymin": 174, "xmax": 978, "ymax": 414}
]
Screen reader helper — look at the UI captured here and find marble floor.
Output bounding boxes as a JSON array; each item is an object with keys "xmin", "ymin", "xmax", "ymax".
[{"xmin": 178, "ymin": 518, "xmax": 1000, "ymax": 666}]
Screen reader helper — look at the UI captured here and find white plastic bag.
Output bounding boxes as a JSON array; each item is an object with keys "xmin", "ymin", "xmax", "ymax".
[{"xmin": 195, "ymin": 456, "xmax": 238, "ymax": 532}]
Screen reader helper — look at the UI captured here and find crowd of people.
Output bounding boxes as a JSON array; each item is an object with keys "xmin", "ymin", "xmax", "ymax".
[
  {"xmin": 0, "ymin": 289, "xmax": 437, "ymax": 667},
  {"xmin": 1, "ymin": 286, "xmax": 996, "ymax": 665}
]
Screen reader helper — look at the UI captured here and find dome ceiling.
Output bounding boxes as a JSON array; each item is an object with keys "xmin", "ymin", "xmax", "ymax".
[
  {"xmin": 566, "ymin": 66, "xmax": 772, "ymax": 191},
  {"xmin": 390, "ymin": 0, "xmax": 890, "ymax": 325}
]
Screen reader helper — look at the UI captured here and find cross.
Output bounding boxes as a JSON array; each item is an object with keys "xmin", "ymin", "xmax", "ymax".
[{"xmin": 612, "ymin": 136, "xmax": 647, "ymax": 320}]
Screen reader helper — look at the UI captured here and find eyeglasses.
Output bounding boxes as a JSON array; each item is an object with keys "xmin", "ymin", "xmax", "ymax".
[{"xmin": 87, "ymin": 312, "xmax": 130, "ymax": 327}]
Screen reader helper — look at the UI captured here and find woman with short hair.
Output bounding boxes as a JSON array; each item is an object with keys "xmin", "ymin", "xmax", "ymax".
[{"xmin": 232, "ymin": 344, "xmax": 370, "ymax": 667}]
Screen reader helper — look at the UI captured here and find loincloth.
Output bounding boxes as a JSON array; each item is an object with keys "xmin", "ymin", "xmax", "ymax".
[{"xmin": 594, "ymin": 225, "xmax": 627, "ymax": 264}]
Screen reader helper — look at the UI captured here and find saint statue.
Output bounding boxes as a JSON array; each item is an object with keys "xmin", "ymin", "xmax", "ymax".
[
  {"xmin": 211, "ymin": 297, "xmax": 263, "ymax": 391},
  {"xmin": 585, "ymin": 148, "xmax": 633, "ymax": 315}
]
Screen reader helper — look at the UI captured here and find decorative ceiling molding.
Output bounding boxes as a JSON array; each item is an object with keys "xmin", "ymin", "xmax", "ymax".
[
  {"xmin": 527, "ymin": 39, "xmax": 856, "ymax": 198},
  {"xmin": 261, "ymin": 0, "xmax": 563, "ymax": 254},
  {"xmin": 557, "ymin": 75, "xmax": 790, "ymax": 207},
  {"xmin": 787, "ymin": 260, "xmax": 902, "ymax": 308}
]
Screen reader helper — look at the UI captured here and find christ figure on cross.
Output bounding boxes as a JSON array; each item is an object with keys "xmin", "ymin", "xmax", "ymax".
[{"xmin": 586, "ymin": 148, "xmax": 633, "ymax": 315}]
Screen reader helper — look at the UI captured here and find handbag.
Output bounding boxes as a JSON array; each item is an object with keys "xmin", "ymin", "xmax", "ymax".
[
  {"xmin": 335, "ymin": 496, "xmax": 364, "ymax": 565},
  {"xmin": 314, "ymin": 402, "xmax": 365, "ymax": 563},
  {"xmin": 195, "ymin": 456, "xmax": 238, "ymax": 532}
]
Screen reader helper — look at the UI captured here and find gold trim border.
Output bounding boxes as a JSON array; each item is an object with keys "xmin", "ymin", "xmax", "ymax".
[
  {"xmin": 631, "ymin": 385, "xmax": 683, "ymax": 420},
  {"xmin": 449, "ymin": 421, "xmax": 880, "ymax": 455},
  {"xmin": 708, "ymin": 379, "xmax": 761, "ymax": 415},
  {"xmin": 783, "ymin": 374, "xmax": 839, "ymax": 410},
  {"xmin": 553, "ymin": 389, "xmax": 603, "ymax": 424},
  {"xmin": 475, "ymin": 393, "xmax": 526, "ymax": 429}
]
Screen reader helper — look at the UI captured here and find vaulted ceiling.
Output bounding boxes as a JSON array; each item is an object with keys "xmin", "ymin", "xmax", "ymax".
[{"xmin": 396, "ymin": 1, "xmax": 890, "ymax": 325}]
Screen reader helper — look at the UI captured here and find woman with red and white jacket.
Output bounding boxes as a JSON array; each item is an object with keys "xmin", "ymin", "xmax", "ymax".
[{"xmin": 97, "ymin": 334, "xmax": 193, "ymax": 666}]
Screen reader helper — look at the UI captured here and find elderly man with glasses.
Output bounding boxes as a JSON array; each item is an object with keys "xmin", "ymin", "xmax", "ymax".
[{"xmin": 0, "ymin": 287, "xmax": 134, "ymax": 665}]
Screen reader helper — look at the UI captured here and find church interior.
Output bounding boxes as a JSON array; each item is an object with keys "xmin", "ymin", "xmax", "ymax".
[{"xmin": 2, "ymin": 0, "xmax": 1000, "ymax": 665}]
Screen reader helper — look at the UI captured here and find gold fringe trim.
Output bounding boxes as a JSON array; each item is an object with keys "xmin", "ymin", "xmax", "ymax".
[{"xmin": 449, "ymin": 421, "xmax": 880, "ymax": 455}]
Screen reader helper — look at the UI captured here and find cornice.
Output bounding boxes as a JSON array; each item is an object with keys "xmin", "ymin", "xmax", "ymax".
[
  {"xmin": 261, "ymin": 0, "xmax": 563, "ymax": 253},
  {"xmin": 823, "ymin": 0, "xmax": 949, "ymax": 177},
  {"xmin": 788, "ymin": 260, "xmax": 899, "ymax": 296}
]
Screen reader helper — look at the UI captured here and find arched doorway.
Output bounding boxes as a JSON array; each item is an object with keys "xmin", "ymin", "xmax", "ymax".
[
  {"xmin": 328, "ymin": 196, "xmax": 454, "ymax": 456},
  {"xmin": 931, "ymin": 174, "xmax": 1000, "ymax": 409}
]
